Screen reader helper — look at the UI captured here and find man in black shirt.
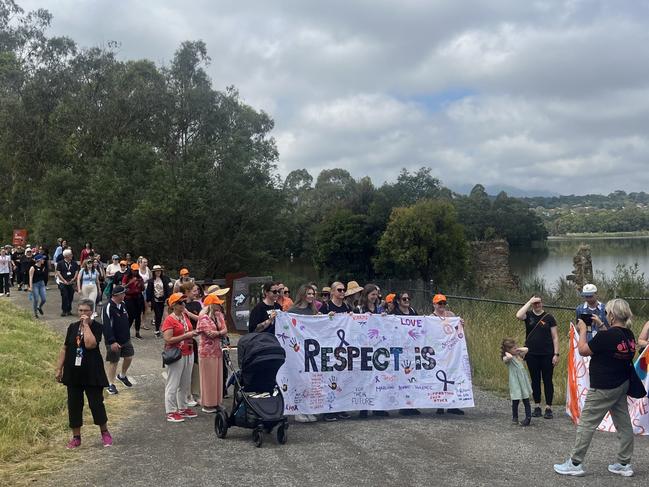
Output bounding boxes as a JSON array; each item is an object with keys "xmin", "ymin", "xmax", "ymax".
[
  {"xmin": 102, "ymin": 285, "xmax": 135, "ymax": 395},
  {"xmin": 248, "ymin": 281, "xmax": 282, "ymax": 334},
  {"xmin": 56, "ymin": 249, "xmax": 80, "ymax": 316},
  {"xmin": 18, "ymin": 247, "xmax": 35, "ymax": 291}
]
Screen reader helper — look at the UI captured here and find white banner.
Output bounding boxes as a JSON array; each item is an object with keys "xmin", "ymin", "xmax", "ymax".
[
  {"xmin": 275, "ymin": 312, "xmax": 475, "ymax": 414},
  {"xmin": 566, "ymin": 323, "xmax": 649, "ymax": 435}
]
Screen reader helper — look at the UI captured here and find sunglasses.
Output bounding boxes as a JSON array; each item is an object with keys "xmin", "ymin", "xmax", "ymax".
[
  {"xmin": 436, "ymin": 301, "xmax": 447, "ymax": 306},
  {"xmin": 270, "ymin": 290, "xmax": 280, "ymax": 294},
  {"xmin": 401, "ymin": 297, "xmax": 411, "ymax": 301},
  {"xmin": 322, "ymin": 293, "xmax": 330, "ymax": 297},
  {"xmin": 336, "ymin": 288, "xmax": 346, "ymax": 293}
]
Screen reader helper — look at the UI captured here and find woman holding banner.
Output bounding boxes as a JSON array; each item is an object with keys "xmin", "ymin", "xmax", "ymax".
[
  {"xmin": 288, "ymin": 285, "xmax": 319, "ymax": 315},
  {"xmin": 554, "ymin": 298, "xmax": 636, "ymax": 477}
]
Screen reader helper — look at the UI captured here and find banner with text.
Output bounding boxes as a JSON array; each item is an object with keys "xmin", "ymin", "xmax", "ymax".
[
  {"xmin": 566, "ymin": 323, "xmax": 649, "ymax": 435},
  {"xmin": 275, "ymin": 312, "xmax": 475, "ymax": 414}
]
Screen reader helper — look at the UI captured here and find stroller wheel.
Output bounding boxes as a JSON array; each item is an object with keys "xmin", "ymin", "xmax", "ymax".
[
  {"xmin": 252, "ymin": 427, "xmax": 263, "ymax": 448},
  {"xmin": 215, "ymin": 410, "xmax": 228, "ymax": 439},
  {"xmin": 276, "ymin": 423, "xmax": 288, "ymax": 445}
]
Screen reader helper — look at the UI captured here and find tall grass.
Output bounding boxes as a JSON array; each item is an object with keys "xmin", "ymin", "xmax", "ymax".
[{"xmin": 0, "ymin": 301, "xmax": 130, "ymax": 486}]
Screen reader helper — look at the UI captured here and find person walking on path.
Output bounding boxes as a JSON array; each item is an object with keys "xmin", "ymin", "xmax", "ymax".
[
  {"xmin": 196, "ymin": 294, "xmax": 228, "ymax": 413},
  {"xmin": 28, "ymin": 254, "xmax": 48, "ymax": 318},
  {"xmin": 146, "ymin": 265, "xmax": 171, "ymax": 337},
  {"xmin": 77, "ymin": 259, "xmax": 100, "ymax": 313},
  {"xmin": 102, "ymin": 285, "xmax": 135, "ymax": 395},
  {"xmin": 56, "ymin": 249, "xmax": 79, "ymax": 317},
  {"xmin": 124, "ymin": 264, "xmax": 145, "ymax": 339},
  {"xmin": 554, "ymin": 298, "xmax": 637, "ymax": 477},
  {"xmin": 55, "ymin": 299, "xmax": 112, "ymax": 449},
  {"xmin": 162, "ymin": 292, "xmax": 199, "ymax": 422},
  {"xmin": 515, "ymin": 295, "xmax": 559, "ymax": 419},
  {"xmin": 0, "ymin": 246, "xmax": 13, "ymax": 296}
]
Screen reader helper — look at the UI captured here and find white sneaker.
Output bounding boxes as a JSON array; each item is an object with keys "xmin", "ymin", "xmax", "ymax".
[
  {"xmin": 294, "ymin": 414, "xmax": 311, "ymax": 423},
  {"xmin": 307, "ymin": 414, "xmax": 318, "ymax": 422},
  {"xmin": 608, "ymin": 463, "xmax": 633, "ymax": 477},
  {"xmin": 186, "ymin": 398, "xmax": 198, "ymax": 407},
  {"xmin": 201, "ymin": 407, "xmax": 217, "ymax": 413},
  {"xmin": 553, "ymin": 459, "xmax": 585, "ymax": 476}
]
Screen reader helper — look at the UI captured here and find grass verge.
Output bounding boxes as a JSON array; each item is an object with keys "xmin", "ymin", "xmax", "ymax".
[{"xmin": 0, "ymin": 301, "xmax": 132, "ymax": 486}]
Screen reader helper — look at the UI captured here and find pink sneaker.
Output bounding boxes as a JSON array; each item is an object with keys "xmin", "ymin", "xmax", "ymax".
[
  {"xmin": 166, "ymin": 412, "xmax": 185, "ymax": 423},
  {"xmin": 66, "ymin": 437, "xmax": 81, "ymax": 449},
  {"xmin": 180, "ymin": 408, "xmax": 198, "ymax": 418},
  {"xmin": 101, "ymin": 430, "xmax": 113, "ymax": 447}
]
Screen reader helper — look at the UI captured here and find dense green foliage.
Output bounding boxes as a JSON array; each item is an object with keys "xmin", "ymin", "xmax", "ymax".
[{"xmin": 0, "ymin": 2, "xmax": 547, "ymax": 281}]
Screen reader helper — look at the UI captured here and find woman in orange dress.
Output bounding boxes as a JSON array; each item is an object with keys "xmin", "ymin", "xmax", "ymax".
[{"xmin": 196, "ymin": 293, "xmax": 228, "ymax": 413}]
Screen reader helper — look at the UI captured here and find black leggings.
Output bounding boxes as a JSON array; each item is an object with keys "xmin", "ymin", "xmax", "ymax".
[
  {"xmin": 525, "ymin": 354, "xmax": 554, "ymax": 405},
  {"xmin": 152, "ymin": 300, "xmax": 165, "ymax": 331},
  {"xmin": 125, "ymin": 297, "xmax": 143, "ymax": 333},
  {"xmin": 67, "ymin": 385, "xmax": 108, "ymax": 428},
  {"xmin": 512, "ymin": 399, "xmax": 531, "ymax": 419}
]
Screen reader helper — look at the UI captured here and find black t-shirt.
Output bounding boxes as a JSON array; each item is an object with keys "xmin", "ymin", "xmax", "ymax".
[
  {"xmin": 588, "ymin": 327, "xmax": 636, "ymax": 389},
  {"xmin": 31, "ymin": 265, "xmax": 47, "ymax": 283},
  {"xmin": 248, "ymin": 301, "xmax": 282, "ymax": 334},
  {"xmin": 56, "ymin": 260, "xmax": 80, "ymax": 284},
  {"xmin": 19, "ymin": 256, "xmax": 34, "ymax": 273},
  {"xmin": 320, "ymin": 300, "xmax": 351, "ymax": 314},
  {"xmin": 62, "ymin": 320, "xmax": 109, "ymax": 387},
  {"xmin": 393, "ymin": 306, "xmax": 418, "ymax": 315},
  {"xmin": 523, "ymin": 311, "xmax": 557, "ymax": 355},
  {"xmin": 185, "ymin": 300, "xmax": 202, "ymax": 363}
]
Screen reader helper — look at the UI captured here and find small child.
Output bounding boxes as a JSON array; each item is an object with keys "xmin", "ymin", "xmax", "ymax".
[{"xmin": 501, "ymin": 338, "xmax": 533, "ymax": 426}]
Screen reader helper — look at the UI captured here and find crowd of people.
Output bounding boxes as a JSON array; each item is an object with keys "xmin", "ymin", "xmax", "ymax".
[{"xmin": 3, "ymin": 238, "xmax": 644, "ymax": 477}]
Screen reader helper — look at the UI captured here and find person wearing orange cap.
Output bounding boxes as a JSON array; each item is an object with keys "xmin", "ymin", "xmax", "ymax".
[
  {"xmin": 384, "ymin": 293, "xmax": 396, "ymax": 314},
  {"xmin": 162, "ymin": 293, "xmax": 199, "ymax": 422},
  {"xmin": 124, "ymin": 263, "xmax": 145, "ymax": 339},
  {"xmin": 173, "ymin": 268, "xmax": 193, "ymax": 293},
  {"xmin": 196, "ymin": 294, "xmax": 228, "ymax": 413}
]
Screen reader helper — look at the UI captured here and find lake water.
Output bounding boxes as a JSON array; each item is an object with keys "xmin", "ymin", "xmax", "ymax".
[{"xmin": 509, "ymin": 237, "xmax": 649, "ymax": 286}]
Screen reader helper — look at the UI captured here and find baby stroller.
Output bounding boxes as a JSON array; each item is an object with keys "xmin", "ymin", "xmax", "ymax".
[{"xmin": 215, "ymin": 332, "xmax": 289, "ymax": 447}]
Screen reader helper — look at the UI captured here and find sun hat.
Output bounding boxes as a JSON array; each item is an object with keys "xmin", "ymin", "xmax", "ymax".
[
  {"xmin": 179, "ymin": 268, "xmax": 190, "ymax": 276},
  {"xmin": 433, "ymin": 294, "xmax": 447, "ymax": 304},
  {"xmin": 384, "ymin": 293, "xmax": 396, "ymax": 304},
  {"xmin": 130, "ymin": 263, "xmax": 139, "ymax": 271},
  {"xmin": 167, "ymin": 292, "xmax": 186, "ymax": 306},
  {"xmin": 321, "ymin": 286, "xmax": 331, "ymax": 294},
  {"xmin": 206, "ymin": 284, "xmax": 230, "ymax": 296},
  {"xmin": 581, "ymin": 283, "xmax": 597, "ymax": 296},
  {"xmin": 203, "ymin": 294, "xmax": 224, "ymax": 306},
  {"xmin": 152, "ymin": 264, "xmax": 163, "ymax": 271},
  {"xmin": 112, "ymin": 285, "xmax": 126, "ymax": 296},
  {"xmin": 344, "ymin": 281, "xmax": 363, "ymax": 297}
]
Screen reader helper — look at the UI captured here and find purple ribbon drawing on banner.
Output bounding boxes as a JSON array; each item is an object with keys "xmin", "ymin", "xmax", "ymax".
[
  {"xmin": 337, "ymin": 329, "xmax": 350, "ymax": 348},
  {"xmin": 436, "ymin": 370, "xmax": 455, "ymax": 391}
]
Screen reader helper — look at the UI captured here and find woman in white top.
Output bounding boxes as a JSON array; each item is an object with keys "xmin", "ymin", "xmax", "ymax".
[{"xmin": 77, "ymin": 259, "xmax": 100, "ymax": 312}]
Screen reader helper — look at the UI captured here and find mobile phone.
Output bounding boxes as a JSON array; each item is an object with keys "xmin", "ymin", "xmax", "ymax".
[{"xmin": 579, "ymin": 313, "xmax": 593, "ymax": 326}]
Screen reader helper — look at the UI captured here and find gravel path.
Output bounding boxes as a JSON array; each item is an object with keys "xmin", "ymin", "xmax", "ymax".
[{"xmin": 7, "ymin": 287, "xmax": 648, "ymax": 486}]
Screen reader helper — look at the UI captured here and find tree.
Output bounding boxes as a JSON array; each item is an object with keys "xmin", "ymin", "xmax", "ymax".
[{"xmin": 374, "ymin": 200, "xmax": 468, "ymax": 284}]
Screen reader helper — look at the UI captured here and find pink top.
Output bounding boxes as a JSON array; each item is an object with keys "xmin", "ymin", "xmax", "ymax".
[{"xmin": 196, "ymin": 312, "xmax": 227, "ymax": 359}]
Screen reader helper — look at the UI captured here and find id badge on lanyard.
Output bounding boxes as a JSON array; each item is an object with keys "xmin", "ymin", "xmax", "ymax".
[{"xmin": 75, "ymin": 328, "xmax": 84, "ymax": 367}]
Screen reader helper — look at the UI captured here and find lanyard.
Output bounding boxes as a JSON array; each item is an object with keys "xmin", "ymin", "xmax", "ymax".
[{"xmin": 75, "ymin": 324, "xmax": 84, "ymax": 366}]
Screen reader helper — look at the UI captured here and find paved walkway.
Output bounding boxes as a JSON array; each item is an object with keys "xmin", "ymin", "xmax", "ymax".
[{"xmin": 7, "ymin": 287, "xmax": 649, "ymax": 486}]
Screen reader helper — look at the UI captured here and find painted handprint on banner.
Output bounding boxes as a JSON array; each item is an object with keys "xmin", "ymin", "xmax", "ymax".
[
  {"xmin": 408, "ymin": 329, "xmax": 421, "ymax": 341},
  {"xmin": 402, "ymin": 360, "xmax": 413, "ymax": 374},
  {"xmin": 289, "ymin": 337, "xmax": 300, "ymax": 352},
  {"xmin": 328, "ymin": 376, "xmax": 338, "ymax": 390},
  {"xmin": 368, "ymin": 328, "xmax": 379, "ymax": 339},
  {"xmin": 281, "ymin": 377, "xmax": 289, "ymax": 392}
]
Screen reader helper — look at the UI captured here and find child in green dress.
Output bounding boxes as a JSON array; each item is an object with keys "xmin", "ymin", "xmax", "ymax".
[{"xmin": 501, "ymin": 338, "xmax": 533, "ymax": 426}]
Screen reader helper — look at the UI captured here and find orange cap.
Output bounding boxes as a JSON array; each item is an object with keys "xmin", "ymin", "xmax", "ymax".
[
  {"xmin": 385, "ymin": 293, "xmax": 396, "ymax": 303},
  {"xmin": 203, "ymin": 294, "xmax": 224, "ymax": 306},
  {"xmin": 179, "ymin": 268, "xmax": 190, "ymax": 276},
  {"xmin": 167, "ymin": 292, "xmax": 186, "ymax": 306},
  {"xmin": 130, "ymin": 263, "xmax": 140, "ymax": 271},
  {"xmin": 433, "ymin": 294, "xmax": 447, "ymax": 304}
]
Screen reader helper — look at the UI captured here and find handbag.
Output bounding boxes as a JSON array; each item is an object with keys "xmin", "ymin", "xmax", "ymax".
[
  {"xmin": 161, "ymin": 347, "xmax": 181, "ymax": 365},
  {"xmin": 628, "ymin": 365, "xmax": 647, "ymax": 399}
]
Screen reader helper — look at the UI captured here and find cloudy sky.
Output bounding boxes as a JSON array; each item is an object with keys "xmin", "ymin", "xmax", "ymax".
[{"xmin": 20, "ymin": 0, "xmax": 649, "ymax": 195}]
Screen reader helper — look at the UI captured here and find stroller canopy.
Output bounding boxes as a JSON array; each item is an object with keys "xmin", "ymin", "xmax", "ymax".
[{"xmin": 237, "ymin": 332, "xmax": 286, "ymax": 392}]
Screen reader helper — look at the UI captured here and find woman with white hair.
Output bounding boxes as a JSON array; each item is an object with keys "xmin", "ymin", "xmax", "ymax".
[{"xmin": 554, "ymin": 298, "xmax": 637, "ymax": 478}]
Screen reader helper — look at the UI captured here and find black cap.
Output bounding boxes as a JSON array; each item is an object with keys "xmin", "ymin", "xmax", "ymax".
[{"xmin": 112, "ymin": 285, "xmax": 126, "ymax": 296}]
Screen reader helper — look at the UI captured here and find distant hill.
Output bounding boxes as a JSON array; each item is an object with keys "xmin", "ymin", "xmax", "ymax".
[{"xmin": 449, "ymin": 183, "xmax": 560, "ymax": 198}]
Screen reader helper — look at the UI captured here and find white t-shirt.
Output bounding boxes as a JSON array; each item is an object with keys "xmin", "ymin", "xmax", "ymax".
[
  {"xmin": 105, "ymin": 263, "xmax": 121, "ymax": 277},
  {"xmin": 0, "ymin": 255, "xmax": 11, "ymax": 274}
]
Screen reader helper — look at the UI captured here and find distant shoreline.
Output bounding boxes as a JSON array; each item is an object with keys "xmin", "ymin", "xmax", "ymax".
[{"xmin": 548, "ymin": 231, "xmax": 649, "ymax": 240}]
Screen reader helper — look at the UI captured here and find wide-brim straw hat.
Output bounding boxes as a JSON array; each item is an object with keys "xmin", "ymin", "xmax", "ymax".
[
  {"xmin": 345, "ymin": 281, "xmax": 363, "ymax": 297},
  {"xmin": 207, "ymin": 284, "xmax": 230, "ymax": 296}
]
